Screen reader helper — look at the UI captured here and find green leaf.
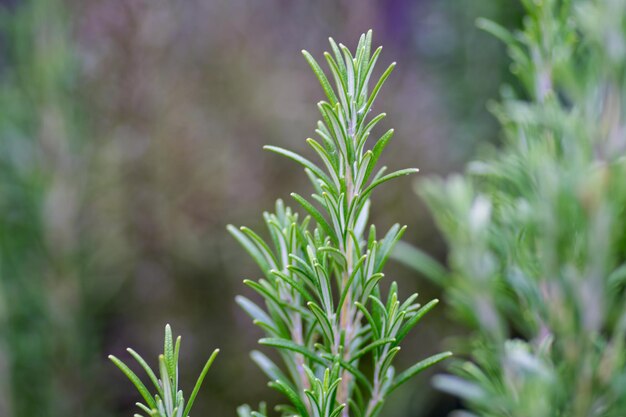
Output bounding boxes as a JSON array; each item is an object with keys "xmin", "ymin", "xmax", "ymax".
[
  {"xmin": 340, "ymin": 43, "xmax": 357, "ymax": 99},
  {"xmin": 388, "ymin": 351, "xmax": 452, "ymax": 394},
  {"xmin": 303, "ymin": 49, "xmax": 339, "ymax": 106},
  {"xmin": 320, "ymin": 191, "xmax": 344, "ymax": 243},
  {"xmin": 366, "ymin": 129, "xmax": 394, "ymax": 180},
  {"xmin": 348, "ymin": 399, "xmax": 363, "ymax": 417},
  {"xmin": 269, "ymin": 379, "xmax": 310, "ymax": 417},
  {"xmin": 328, "ymin": 37, "xmax": 347, "ymax": 82},
  {"xmin": 158, "ymin": 355, "xmax": 174, "ymax": 410},
  {"xmin": 264, "ymin": 145, "xmax": 333, "ymax": 187},
  {"xmin": 318, "ymin": 246, "xmax": 347, "ymax": 268},
  {"xmin": 361, "ymin": 168, "xmax": 418, "ymax": 200},
  {"xmin": 365, "ymin": 399, "xmax": 384, "ymax": 417},
  {"xmin": 183, "ymin": 348, "xmax": 220, "ymax": 417},
  {"xmin": 395, "ymin": 299, "xmax": 439, "ymax": 344},
  {"xmin": 337, "ymin": 255, "xmax": 367, "ymax": 316},
  {"xmin": 357, "ymin": 113, "xmax": 386, "ymax": 155},
  {"xmin": 240, "ymin": 227, "xmax": 279, "ymax": 271},
  {"xmin": 127, "ymin": 348, "xmax": 163, "ymax": 397},
  {"xmin": 432, "ymin": 374, "xmax": 486, "ymax": 402},
  {"xmin": 357, "ymin": 46, "xmax": 382, "ymax": 106},
  {"xmin": 368, "ymin": 295, "xmax": 388, "ymax": 322},
  {"xmin": 350, "ymin": 337, "xmax": 395, "ymax": 362},
  {"xmin": 361, "ymin": 273, "xmax": 385, "ymax": 305},
  {"xmin": 136, "ymin": 402, "xmax": 153, "ymax": 415},
  {"xmin": 354, "ymin": 151, "xmax": 373, "ymax": 191},
  {"xmin": 379, "ymin": 346, "xmax": 401, "ymax": 377},
  {"xmin": 250, "ymin": 350, "xmax": 292, "ymax": 386},
  {"xmin": 386, "ymin": 281, "xmax": 398, "ymax": 310},
  {"xmin": 271, "ymin": 269, "xmax": 315, "ymax": 303},
  {"xmin": 243, "ymin": 280, "xmax": 292, "ymax": 329},
  {"xmin": 313, "ymin": 262, "xmax": 334, "ymax": 314},
  {"xmin": 259, "ymin": 338, "xmax": 326, "ymax": 365},
  {"xmin": 163, "ymin": 325, "xmax": 176, "ymax": 382},
  {"xmin": 308, "ymin": 301, "xmax": 335, "ymax": 344},
  {"xmin": 174, "ymin": 336, "xmax": 181, "ymax": 378},
  {"xmin": 236, "ymin": 295, "xmax": 274, "ymax": 329},
  {"xmin": 330, "ymin": 403, "xmax": 346, "ymax": 417},
  {"xmin": 307, "ymin": 138, "xmax": 341, "ymax": 188},
  {"xmin": 324, "ymin": 51, "xmax": 350, "ymax": 113},
  {"xmin": 362, "ymin": 62, "xmax": 395, "ymax": 120},
  {"xmin": 318, "ymin": 102, "xmax": 350, "ymax": 160},
  {"xmin": 228, "ymin": 225, "xmax": 271, "ymax": 275},
  {"xmin": 476, "ymin": 18, "xmax": 516, "ymax": 46},
  {"xmin": 288, "ymin": 262, "xmax": 319, "ymax": 289},
  {"xmin": 291, "ymin": 192, "xmax": 335, "ymax": 241},
  {"xmin": 375, "ymin": 224, "xmax": 406, "ymax": 273},
  {"xmin": 109, "ymin": 355, "xmax": 158, "ymax": 410}
]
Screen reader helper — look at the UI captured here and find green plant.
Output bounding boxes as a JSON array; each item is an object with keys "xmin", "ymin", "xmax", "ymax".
[
  {"xmin": 399, "ymin": 1, "xmax": 626, "ymax": 416},
  {"xmin": 0, "ymin": 1, "xmax": 108, "ymax": 416},
  {"xmin": 109, "ymin": 325, "xmax": 219, "ymax": 417},
  {"xmin": 229, "ymin": 30, "xmax": 450, "ymax": 417}
]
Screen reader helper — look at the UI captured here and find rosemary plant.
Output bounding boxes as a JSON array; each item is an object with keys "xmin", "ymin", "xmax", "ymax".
[
  {"xmin": 401, "ymin": 1, "xmax": 626, "ymax": 416},
  {"xmin": 109, "ymin": 325, "xmax": 219, "ymax": 417},
  {"xmin": 229, "ymin": 31, "xmax": 450, "ymax": 417}
]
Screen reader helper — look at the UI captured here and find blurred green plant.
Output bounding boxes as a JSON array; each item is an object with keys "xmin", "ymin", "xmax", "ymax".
[
  {"xmin": 416, "ymin": 0, "xmax": 523, "ymax": 156},
  {"xmin": 229, "ymin": 31, "xmax": 450, "ymax": 417},
  {"xmin": 397, "ymin": 0, "xmax": 626, "ymax": 416},
  {"xmin": 110, "ymin": 325, "xmax": 219, "ymax": 417},
  {"xmin": 0, "ymin": 1, "xmax": 109, "ymax": 416}
]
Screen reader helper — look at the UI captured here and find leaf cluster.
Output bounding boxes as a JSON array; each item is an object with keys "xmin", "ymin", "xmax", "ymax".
[
  {"xmin": 110, "ymin": 325, "xmax": 219, "ymax": 417},
  {"xmin": 231, "ymin": 30, "xmax": 450, "ymax": 417}
]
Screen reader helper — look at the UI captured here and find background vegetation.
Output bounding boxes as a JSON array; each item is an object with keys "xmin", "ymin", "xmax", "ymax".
[
  {"xmin": 0, "ymin": 1, "xmax": 525, "ymax": 416},
  {"xmin": 416, "ymin": 1, "xmax": 626, "ymax": 416}
]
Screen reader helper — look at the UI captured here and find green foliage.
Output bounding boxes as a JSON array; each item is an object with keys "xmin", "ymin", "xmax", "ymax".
[
  {"xmin": 0, "ymin": 1, "xmax": 104, "ymax": 416},
  {"xmin": 416, "ymin": 0, "xmax": 524, "ymax": 155},
  {"xmin": 402, "ymin": 0, "xmax": 626, "ymax": 416},
  {"xmin": 109, "ymin": 325, "xmax": 219, "ymax": 417},
  {"xmin": 230, "ymin": 31, "xmax": 450, "ymax": 417}
]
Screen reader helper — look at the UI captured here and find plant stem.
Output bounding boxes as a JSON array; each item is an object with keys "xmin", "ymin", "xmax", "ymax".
[{"xmin": 337, "ymin": 116, "xmax": 358, "ymax": 417}]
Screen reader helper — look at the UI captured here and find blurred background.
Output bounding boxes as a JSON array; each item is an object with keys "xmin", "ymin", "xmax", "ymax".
[{"xmin": 0, "ymin": 1, "xmax": 522, "ymax": 416}]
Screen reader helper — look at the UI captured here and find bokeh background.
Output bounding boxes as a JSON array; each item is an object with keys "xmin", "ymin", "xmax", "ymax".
[{"xmin": 0, "ymin": 1, "xmax": 522, "ymax": 416}]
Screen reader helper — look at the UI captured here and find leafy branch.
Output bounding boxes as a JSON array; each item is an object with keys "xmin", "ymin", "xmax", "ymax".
[
  {"xmin": 109, "ymin": 325, "xmax": 219, "ymax": 417},
  {"xmin": 230, "ymin": 30, "xmax": 450, "ymax": 417}
]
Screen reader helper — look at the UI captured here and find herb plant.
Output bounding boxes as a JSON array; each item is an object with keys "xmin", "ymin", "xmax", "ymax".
[
  {"xmin": 229, "ymin": 30, "xmax": 450, "ymax": 417},
  {"xmin": 399, "ymin": 1, "xmax": 626, "ymax": 416},
  {"xmin": 109, "ymin": 325, "xmax": 219, "ymax": 417}
]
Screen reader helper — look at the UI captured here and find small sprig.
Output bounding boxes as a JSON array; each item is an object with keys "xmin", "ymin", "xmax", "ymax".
[
  {"xmin": 109, "ymin": 324, "xmax": 219, "ymax": 417},
  {"xmin": 230, "ymin": 30, "xmax": 450, "ymax": 417}
]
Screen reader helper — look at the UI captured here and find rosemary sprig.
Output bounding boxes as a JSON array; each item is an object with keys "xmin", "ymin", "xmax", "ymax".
[
  {"xmin": 230, "ymin": 30, "xmax": 450, "ymax": 417},
  {"xmin": 109, "ymin": 325, "xmax": 219, "ymax": 417}
]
